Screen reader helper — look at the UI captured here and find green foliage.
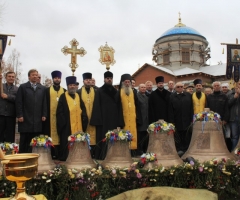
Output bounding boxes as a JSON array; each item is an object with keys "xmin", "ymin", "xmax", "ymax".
[{"xmin": 0, "ymin": 159, "xmax": 240, "ymax": 200}]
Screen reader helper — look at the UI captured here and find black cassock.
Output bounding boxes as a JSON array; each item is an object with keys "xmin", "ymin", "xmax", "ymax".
[
  {"xmin": 42, "ymin": 86, "xmax": 66, "ymax": 159},
  {"xmin": 90, "ymin": 84, "xmax": 119, "ymax": 160},
  {"xmin": 56, "ymin": 93, "xmax": 88, "ymax": 161},
  {"xmin": 148, "ymin": 88, "xmax": 171, "ymax": 124},
  {"xmin": 42, "ymin": 86, "xmax": 66, "ymax": 136}
]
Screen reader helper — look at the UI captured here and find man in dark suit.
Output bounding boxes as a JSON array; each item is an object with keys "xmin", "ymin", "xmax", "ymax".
[
  {"xmin": 0, "ymin": 71, "xmax": 18, "ymax": 143},
  {"xmin": 169, "ymin": 82, "xmax": 193, "ymax": 154},
  {"xmin": 16, "ymin": 69, "xmax": 47, "ymax": 153},
  {"xmin": 137, "ymin": 83, "xmax": 149, "ymax": 154}
]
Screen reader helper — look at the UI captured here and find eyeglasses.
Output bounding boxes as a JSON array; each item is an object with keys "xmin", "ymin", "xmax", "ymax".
[{"xmin": 176, "ymin": 86, "xmax": 183, "ymax": 88}]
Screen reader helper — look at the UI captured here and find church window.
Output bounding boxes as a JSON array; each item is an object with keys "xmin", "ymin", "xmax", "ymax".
[
  {"xmin": 163, "ymin": 50, "xmax": 170, "ymax": 65},
  {"xmin": 182, "ymin": 48, "xmax": 190, "ymax": 63}
]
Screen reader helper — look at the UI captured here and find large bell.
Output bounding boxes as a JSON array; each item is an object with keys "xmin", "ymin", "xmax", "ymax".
[
  {"xmin": 182, "ymin": 121, "xmax": 237, "ymax": 162},
  {"xmin": 65, "ymin": 141, "xmax": 96, "ymax": 169},
  {"xmin": 32, "ymin": 147, "xmax": 56, "ymax": 172},
  {"xmin": 146, "ymin": 132, "xmax": 183, "ymax": 167},
  {"xmin": 102, "ymin": 141, "xmax": 133, "ymax": 168}
]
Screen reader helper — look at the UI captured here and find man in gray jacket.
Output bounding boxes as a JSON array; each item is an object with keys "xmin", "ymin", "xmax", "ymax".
[
  {"xmin": 0, "ymin": 71, "xmax": 18, "ymax": 143},
  {"xmin": 137, "ymin": 83, "xmax": 149, "ymax": 155},
  {"xmin": 16, "ymin": 69, "xmax": 47, "ymax": 153},
  {"xmin": 228, "ymin": 82, "xmax": 240, "ymax": 151}
]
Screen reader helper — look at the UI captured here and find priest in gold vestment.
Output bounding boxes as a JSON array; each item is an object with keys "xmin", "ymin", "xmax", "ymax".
[
  {"xmin": 192, "ymin": 79, "xmax": 206, "ymax": 114},
  {"xmin": 57, "ymin": 76, "xmax": 88, "ymax": 161},
  {"xmin": 42, "ymin": 70, "xmax": 66, "ymax": 159},
  {"xmin": 77, "ymin": 72, "xmax": 96, "ymax": 158},
  {"xmin": 117, "ymin": 74, "xmax": 142, "ymax": 156}
]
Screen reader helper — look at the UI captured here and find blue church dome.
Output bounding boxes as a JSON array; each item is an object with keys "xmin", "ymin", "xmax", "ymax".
[{"xmin": 156, "ymin": 17, "xmax": 206, "ymax": 42}]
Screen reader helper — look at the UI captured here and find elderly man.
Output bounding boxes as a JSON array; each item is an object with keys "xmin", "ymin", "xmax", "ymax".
[
  {"xmin": 117, "ymin": 74, "xmax": 142, "ymax": 155},
  {"xmin": 185, "ymin": 84, "xmax": 194, "ymax": 94},
  {"xmin": 192, "ymin": 79, "xmax": 206, "ymax": 114},
  {"xmin": 221, "ymin": 83, "xmax": 231, "ymax": 96},
  {"xmin": 137, "ymin": 83, "xmax": 149, "ymax": 154},
  {"xmin": 0, "ymin": 71, "xmax": 18, "ymax": 143},
  {"xmin": 207, "ymin": 81, "xmax": 230, "ymax": 151},
  {"xmin": 228, "ymin": 82, "xmax": 240, "ymax": 150},
  {"xmin": 204, "ymin": 87, "xmax": 213, "ymax": 96},
  {"xmin": 57, "ymin": 76, "xmax": 88, "ymax": 161},
  {"xmin": 90, "ymin": 71, "xmax": 118, "ymax": 160},
  {"xmin": 169, "ymin": 82, "xmax": 193, "ymax": 154},
  {"xmin": 168, "ymin": 80, "xmax": 175, "ymax": 93},
  {"xmin": 145, "ymin": 81, "xmax": 153, "ymax": 97},
  {"xmin": 43, "ymin": 70, "xmax": 66, "ymax": 159},
  {"xmin": 149, "ymin": 76, "xmax": 171, "ymax": 123},
  {"xmin": 16, "ymin": 69, "xmax": 47, "ymax": 153}
]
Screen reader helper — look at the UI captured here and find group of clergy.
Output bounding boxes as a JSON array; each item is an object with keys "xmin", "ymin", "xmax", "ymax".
[
  {"xmin": 43, "ymin": 71, "xmax": 143, "ymax": 161},
  {"xmin": 2, "ymin": 68, "xmax": 233, "ymax": 161}
]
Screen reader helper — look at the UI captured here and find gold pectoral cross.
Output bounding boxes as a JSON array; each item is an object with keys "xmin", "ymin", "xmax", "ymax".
[
  {"xmin": 74, "ymin": 100, "xmax": 77, "ymax": 106},
  {"xmin": 128, "ymin": 102, "xmax": 131, "ymax": 108},
  {"xmin": 87, "ymin": 98, "xmax": 90, "ymax": 103}
]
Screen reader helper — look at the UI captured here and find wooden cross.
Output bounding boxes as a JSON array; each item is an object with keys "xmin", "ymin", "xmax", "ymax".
[{"xmin": 61, "ymin": 38, "xmax": 87, "ymax": 75}]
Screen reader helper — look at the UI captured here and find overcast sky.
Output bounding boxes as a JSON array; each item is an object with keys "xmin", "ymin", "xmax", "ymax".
[{"xmin": 0, "ymin": 0, "xmax": 238, "ymax": 87}]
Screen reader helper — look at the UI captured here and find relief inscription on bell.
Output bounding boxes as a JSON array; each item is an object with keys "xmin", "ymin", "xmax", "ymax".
[
  {"xmin": 196, "ymin": 132, "xmax": 210, "ymax": 149},
  {"xmin": 68, "ymin": 143, "xmax": 89, "ymax": 160}
]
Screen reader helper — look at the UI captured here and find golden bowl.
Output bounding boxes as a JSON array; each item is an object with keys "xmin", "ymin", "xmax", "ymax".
[{"xmin": 1, "ymin": 153, "xmax": 39, "ymax": 200}]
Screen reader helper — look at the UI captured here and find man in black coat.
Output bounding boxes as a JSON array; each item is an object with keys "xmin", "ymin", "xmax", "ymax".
[
  {"xmin": 149, "ymin": 76, "xmax": 171, "ymax": 124},
  {"xmin": 207, "ymin": 81, "xmax": 230, "ymax": 151},
  {"xmin": 56, "ymin": 76, "xmax": 88, "ymax": 161},
  {"xmin": 90, "ymin": 71, "xmax": 118, "ymax": 160},
  {"xmin": 168, "ymin": 82, "xmax": 193, "ymax": 154},
  {"xmin": 42, "ymin": 70, "xmax": 66, "ymax": 159},
  {"xmin": 16, "ymin": 69, "xmax": 47, "ymax": 153},
  {"xmin": 0, "ymin": 71, "xmax": 18, "ymax": 143}
]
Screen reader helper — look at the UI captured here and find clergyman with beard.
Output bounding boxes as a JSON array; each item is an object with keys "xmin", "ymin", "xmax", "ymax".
[
  {"xmin": 77, "ymin": 72, "xmax": 96, "ymax": 158},
  {"xmin": 148, "ymin": 76, "xmax": 171, "ymax": 124},
  {"xmin": 56, "ymin": 76, "xmax": 88, "ymax": 161},
  {"xmin": 42, "ymin": 70, "xmax": 66, "ymax": 159},
  {"xmin": 117, "ymin": 74, "xmax": 142, "ymax": 156},
  {"xmin": 90, "ymin": 71, "xmax": 118, "ymax": 159},
  {"xmin": 192, "ymin": 79, "xmax": 206, "ymax": 114}
]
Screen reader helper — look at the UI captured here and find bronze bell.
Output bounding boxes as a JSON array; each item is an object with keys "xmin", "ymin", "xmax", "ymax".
[
  {"xmin": 65, "ymin": 142, "xmax": 96, "ymax": 169},
  {"xmin": 102, "ymin": 141, "xmax": 133, "ymax": 168},
  {"xmin": 182, "ymin": 121, "xmax": 237, "ymax": 162},
  {"xmin": 146, "ymin": 132, "xmax": 183, "ymax": 168},
  {"xmin": 32, "ymin": 147, "xmax": 56, "ymax": 172}
]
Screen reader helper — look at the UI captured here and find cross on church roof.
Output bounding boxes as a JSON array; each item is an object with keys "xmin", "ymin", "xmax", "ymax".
[{"xmin": 61, "ymin": 38, "xmax": 87, "ymax": 75}]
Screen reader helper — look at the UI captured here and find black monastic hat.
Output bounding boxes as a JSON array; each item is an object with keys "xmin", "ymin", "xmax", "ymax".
[
  {"xmin": 66, "ymin": 76, "xmax": 76, "ymax": 85},
  {"xmin": 104, "ymin": 71, "xmax": 113, "ymax": 78},
  {"xmin": 155, "ymin": 76, "xmax": 164, "ymax": 84},
  {"xmin": 82, "ymin": 72, "xmax": 92, "ymax": 80},
  {"xmin": 193, "ymin": 79, "xmax": 202, "ymax": 85},
  {"xmin": 51, "ymin": 70, "xmax": 62, "ymax": 79},
  {"xmin": 120, "ymin": 74, "xmax": 132, "ymax": 82}
]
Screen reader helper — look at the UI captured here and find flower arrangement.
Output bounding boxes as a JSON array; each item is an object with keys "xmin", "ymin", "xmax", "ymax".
[
  {"xmin": 193, "ymin": 111, "xmax": 221, "ymax": 123},
  {"xmin": 68, "ymin": 131, "xmax": 91, "ymax": 149},
  {"xmin": 30, "ymin": 135, "xmax": 53, "ymax": 148},
  {"xmin": 103, "ymin": 129, "xmax": 133, "ymax": 143},
  {"xmin": 0, "ymin": 142, "xmax": 19, "ymax": 154},
  {"xmin": 234, "ymin": 147, "xmax": 240, "ymax": 156},
  {"xmin": 147, "ymin": 120, "xmax": 175, "ymax": 134},
  {"xmin": 0, "ymin": 158, "xmax": 239, "ymax": 199},
  {"xmin": 138, "ymin": 152, "xmax": 157, "ymax": 167},
  {"xmin": 68, "ymin": 131, "xmax": 90, "ymax": 143}
]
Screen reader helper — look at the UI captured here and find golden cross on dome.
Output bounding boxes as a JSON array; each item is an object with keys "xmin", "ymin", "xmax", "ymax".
[
  {"xmin": 61, "ymin": 38, "xmax": 87, "ymax": 75},
  {"xmin": 178, "ymin": 12, "xmax": 181, "ymax": 18}
]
